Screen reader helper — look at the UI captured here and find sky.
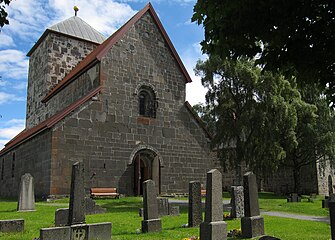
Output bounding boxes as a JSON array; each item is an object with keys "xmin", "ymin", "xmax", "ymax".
[{"xmin": 0, "ymin": 0, "xmax": 208, "ymax": 149}]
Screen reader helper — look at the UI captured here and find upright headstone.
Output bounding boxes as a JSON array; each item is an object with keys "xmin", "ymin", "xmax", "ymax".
[
  {"xmin": 200, "ymin": 169, "xmax": 227, "ymax": 240},
  {"xmin": 68, "ymin": 162, "xmax": 86, "ymax": 225},
  {"xmin": 230, "ymin": 186, "xmax": 244, "ymax": 218},
  {"xmin": 17, "ymin": 173, "xmax": 35, "ymax": 211},
  {"xmin": 330, "ymin": 201, "xmax": 335, "ymax": 240},
  {"xmin": 141, "ymin": 180, "xmax": 161, "ymax": 233},
  {"xmin": 241, "ymin": 172, "xmax": 264, "ymax": 238},
  {"xmin": 188, "ymin": 181, "xmax": 202, "ymax": 227},
  {"xmin": 157, "ymin": 198, "xmax": 169, "ymax": 216}
]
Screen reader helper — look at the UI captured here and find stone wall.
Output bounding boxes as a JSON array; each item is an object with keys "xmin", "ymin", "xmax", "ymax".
[
  {"xmin": 317, "ymin": 159, "xmax": 335, "ymax": 196},
  {"xmin": 48, "ymin": 12, "xmax": 219, "ymax": 196},
  {"xmin": 46, "ymin": 63, "xmax": 100, "ymax": 118},
  {"xmin": 26, "ymin": 32, "xmax": 99, "ymax": 129},
  {"xmin": 0, "ymin": 130, "xmax": 52, "ymax": 197}
]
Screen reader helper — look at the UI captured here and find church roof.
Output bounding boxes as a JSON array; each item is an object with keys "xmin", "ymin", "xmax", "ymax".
[
  {"xmin": 42, "ymin": 2, "xmax": 192, "ymax": 103},
  {"xmin": 27, "ymin": 16, "xmax": 105, "ymax": 56},
  {"xmin": 0, "ymin": 3, "xmax": 195, "ymax": 155},
  {"xmin": 48, "ymin": 16, "xmax": 106, "ymax": 44}
]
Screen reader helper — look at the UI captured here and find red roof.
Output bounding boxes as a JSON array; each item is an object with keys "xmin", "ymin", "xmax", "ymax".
[
  {"xmin": 42, "ymin": 2, "xmax": 192, "ymax": 103},
  {"xmin": 0, "ymin": 87, "xmax": 102, "ymax": 155}
]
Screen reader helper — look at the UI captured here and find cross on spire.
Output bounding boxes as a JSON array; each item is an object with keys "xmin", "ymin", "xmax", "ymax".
[{"xmin": 74, "ymin": 6, "xmax": 79, "ymax": 16}]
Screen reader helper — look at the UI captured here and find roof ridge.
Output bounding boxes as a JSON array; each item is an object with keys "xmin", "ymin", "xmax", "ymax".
[{"xmin": 42, "ymin": 3, "xmax": 192, "ymax": 103}]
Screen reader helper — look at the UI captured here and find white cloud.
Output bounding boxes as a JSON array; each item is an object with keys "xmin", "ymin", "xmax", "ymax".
[
  {"xmin": 48, "ymin": 0, "xmax": 136, "ymax": 36},
  {"xmin": 0, "ymin": 119, "xmax": 25, "ymax": 150},
  {"xmin": 0, "ymin": 49, "xmax": 29, "ymax": 80},
  {"xmin": 0, "ymin": 92, "xmax": 25, "ymax": 105},
  {"xmin": 182, "ymin": 42, "xmax": 208, "ymax": 105},
  {"xmin": 0, "ymin": 33, "xmax": 15, "ymax": 48}
]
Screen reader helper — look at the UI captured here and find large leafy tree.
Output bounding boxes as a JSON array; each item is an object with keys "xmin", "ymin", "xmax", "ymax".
[
  {"xmin": 282, "ymin": 87, "xmax": 335, "ymax": 193},
  {"xmin": 192, "ymin": 0, "xmax": 335, "ymax": 101},
  {"xmin": 195, "ymin": 57, "xmax": 300, "ymax": 178},
  {"xmin": 0, "ymin": 0, "xmax": 12, "ymax": 28}
]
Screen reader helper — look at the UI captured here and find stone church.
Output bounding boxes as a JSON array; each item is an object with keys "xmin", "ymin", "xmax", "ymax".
[
  {"xmin": 0, "ymin": 3, "xmax": 332, "ymax": 198},
  {"xmin": 0, "ymin": 3, "xmax": 219, "ymax": 197}
]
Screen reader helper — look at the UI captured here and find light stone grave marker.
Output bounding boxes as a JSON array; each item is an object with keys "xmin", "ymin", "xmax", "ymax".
[{"xmin": 17, "ymin": 173, "xmax": 35, "ymax": 211}]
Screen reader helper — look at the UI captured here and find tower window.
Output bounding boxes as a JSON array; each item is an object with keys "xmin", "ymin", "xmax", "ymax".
[{"xmin": 138, "ymin": 87, "xmax": 157, "ymax": 118}]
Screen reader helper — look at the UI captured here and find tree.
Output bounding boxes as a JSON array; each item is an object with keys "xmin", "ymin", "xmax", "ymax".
[
  {"xmin": 282, "ymin": 87, "xmax": 335, "ymax": 193},
  {"xmin": 194, "ymin": 56, "xmax": 300, "ymax": 178},
  {"xmin": 0, "ymin": 0, "xmax": 12, "ymax": 28},
  {"xmin": 192, "ymin": 0, "xmax": 335, "ymax": 101}
]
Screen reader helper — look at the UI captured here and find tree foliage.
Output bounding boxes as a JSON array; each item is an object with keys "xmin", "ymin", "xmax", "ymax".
[
  {"xmin": 195, "ymin": 57, "xmax": 335, "ymax": 193},
  {"xmin": 0, "ymin": 0, "xmax": 12, "ymax": 28},
  {"xmin": 192, "ymin": 0, "xmax": 335, "ymax": 101},
  {"xmin": 195, "ymin": 57, "xmax": 300, "ymax": 175}
]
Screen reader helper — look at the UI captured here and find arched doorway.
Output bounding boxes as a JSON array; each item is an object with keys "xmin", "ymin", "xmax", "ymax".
[{"xmin": 133, "ymin": 149, "xmax": 160, "ymax": 196}]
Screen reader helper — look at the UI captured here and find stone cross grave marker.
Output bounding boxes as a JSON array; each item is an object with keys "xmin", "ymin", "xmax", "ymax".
[
  {"xmin": 230, "ymin": 186, "xmax": 244, "ymax": 218},
  {"xmin": 200, "ymin": 169, "xmax": 227, "ymax": 240},
  {"xmin": 68, "ymin": 162, "xmax": 86, "ymax": 225},
  {"xmin": 141, "ymin": 180, "xmax": 161, "ymax": 233},
  {"xmin": 17, "ymin": 173, "xmax": 35, "ymax": 211},
  {"xmin": 241, "ymin": 172, "xmax": 264, "ymax": 238},
  {"xmin": 188, "ymin": 181, "xmax": 202, "ymax": 227}
]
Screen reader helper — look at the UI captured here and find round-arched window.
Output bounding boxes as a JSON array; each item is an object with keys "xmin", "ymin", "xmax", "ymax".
[{"xmin": 138, "ymin": 87, "xmax": 157, "ymax": 118}]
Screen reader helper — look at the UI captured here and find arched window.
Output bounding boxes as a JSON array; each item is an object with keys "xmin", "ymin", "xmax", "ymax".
[{"xmin": 138, "ymin": 87, "xmax": 157, "ymax": 118}]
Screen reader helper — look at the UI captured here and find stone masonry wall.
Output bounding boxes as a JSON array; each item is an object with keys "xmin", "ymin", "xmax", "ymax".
[
  {"xmin": 46, "ymin": 63, "xmax": 100, "ymax": 118},
  {"xmin": 26, "ymin": 32, "xmax": 99, "ymax": 129},
  {"xmin": 0, "ymin": 130, "xmax": 52, "ymax": 197},
  {"xmin": 48, "ymin": 12, "xmax": 219, "ymax": 196},
  {"xmin": 317, "ymin": 159, "xmax": 335, "ymax": 195}
]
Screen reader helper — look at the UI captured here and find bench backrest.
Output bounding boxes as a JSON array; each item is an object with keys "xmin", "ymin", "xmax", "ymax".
[{"xmin": 91, "ymin": 188, "xmax": 118, "ymax": 194}]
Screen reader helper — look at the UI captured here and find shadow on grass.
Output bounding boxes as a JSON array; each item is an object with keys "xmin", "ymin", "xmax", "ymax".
[
  {"xmin": 258, "ymin": 192, "xmax": 286, "ymax": 199},
  {"xmin": 100, "ymin": 200, "xmax": 142, "ymax": 213}
]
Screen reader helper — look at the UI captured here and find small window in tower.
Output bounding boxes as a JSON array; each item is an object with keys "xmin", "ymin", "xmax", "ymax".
[
  {"xmin": 138, "ymin": 87, "xmax": 157, "ymax": 118},
  {"xmin": 12, "ymin": 153, "xmax": 15, "ymax": 178}
]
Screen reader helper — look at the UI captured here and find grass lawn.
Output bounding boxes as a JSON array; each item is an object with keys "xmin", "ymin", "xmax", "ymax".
[{"xmin": 0, "ymin": 195, "xmax": 331, "ymax": 240}]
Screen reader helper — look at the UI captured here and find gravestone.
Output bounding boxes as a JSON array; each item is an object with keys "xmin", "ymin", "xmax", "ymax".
[
  {"xmin": 85, "ymin": 198, "xmax": 106, "ymax": 215},
  {"xmin": 188, "ymin": 181, "xmax": 202, "ymax": 227},
  {"xmin": 241, "ymin": 172, "xmax": 264, "ymax": 238},
  {"xmin": 200, "ymin": 169, "xmax": 227, "ymax": 240},
  {"xmin": 330, "ymin": 201, "xmax": 335, "ymax": 240},
  {"xmin": 230, "ymin": 186, "xmax": 244, "ymax": 218},
  {"xmin": 287, "ymin": 193, "xmax": 301, "ymax": 202},
  {"xmin": 322, "ymin": 193, "xmax": 335, "ymax": 208},
  {"xmin": 0, "ymin": 219, "xmax": 24, "ymax": 233},
  {"xmin": 157, "ymin": 198, "xmax": 169, "ymax": 216},
  {"xmin": 68, "ymin": 162, "xmax": 86, "ymax": 225},
  {"xmin": 141, "ymin": 180, "xmax": 161, "ymax": 233},
  {"xmin": 17, "ymin": 173, "xmax": 35, "ymax": 211}
]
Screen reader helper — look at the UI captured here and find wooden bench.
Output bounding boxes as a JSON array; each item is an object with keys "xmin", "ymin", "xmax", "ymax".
[
  {"xmin": 201, "ymin": 189, "xmax": 206, "ymax": 197},
  {"xmin": 90, "ymin": 188, "xmax": 120, "ymax": 199}
]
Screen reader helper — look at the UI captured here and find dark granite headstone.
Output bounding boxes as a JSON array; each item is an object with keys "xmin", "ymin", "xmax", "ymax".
[
  {"xmin": 17, "ymin": 173, "xmax": 35, "ymax": 211},
  {"xmin": 141, "ymin": 180, "xmax": 161, "ymax": 233},
  {"xmin": 330, "ymin": 201, "xmax": 335, "ymax": 240},
  {"xmin": 169, "ymin": 206, "xmax": 180, "ymax": 216},
  {"xmin": 241, "ymin": 172, "xmax": 264, "ymax": 238},
  {"xmin": 0, "ymin": 219, "xmax": 24, "ymax": 233},
  {"xmin": 287, "ymin": 193, "xmax": 301, "ymax": 202},
  {"xmin": 230, "ymin": 186, "xmax": 244, "ymax": 218},
  {"xmin": 68, "ymin": 162, "xmax": 86, "ymax": 225},
  {"xmin": 85, "ymin": 197, "xmax": 106, "ymax": 215},
  {"xmin": 55, "ymin": 208, "xmax": 69, "ymax": 227},
  {"xmin": 188, "ymin": 181, "xmax": 202, "ymax": 227},
  {"xmin": 200, "ymin": 169, "xmax": 227, "ymax": 240},
  {"xmin": 157, "ymin": 198, "xmax": 169, "ymax": 216}
]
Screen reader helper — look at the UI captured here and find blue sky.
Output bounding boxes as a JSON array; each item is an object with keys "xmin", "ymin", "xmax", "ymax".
[{"xmin": 0, "ymin": 0, "xmax": 207, "ymax": 149}]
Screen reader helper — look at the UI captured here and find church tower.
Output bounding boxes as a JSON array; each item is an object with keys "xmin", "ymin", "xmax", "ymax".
[{"xmin": 25, "ymin": 14, "xmax": 105, "ymax": 129}]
